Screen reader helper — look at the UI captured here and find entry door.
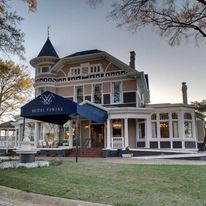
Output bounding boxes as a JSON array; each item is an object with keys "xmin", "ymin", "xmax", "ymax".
[{"xmin": 91, "ymin": 124, "xmax": 104, "ymax": 148}]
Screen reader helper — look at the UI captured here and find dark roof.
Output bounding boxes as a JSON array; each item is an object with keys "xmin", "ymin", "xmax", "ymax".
[
  {"xmin": 37, "ymin": 38, "xmax": 59, "ymax": 58},
  {"xmin": 64, "ymin": 49, "xmax": 103, "ymax": 58}
]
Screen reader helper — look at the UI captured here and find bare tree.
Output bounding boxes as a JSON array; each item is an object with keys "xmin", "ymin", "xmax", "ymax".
[{"xmin": 89, "ymin": 0, "xmax": 206, "ymax": 45}]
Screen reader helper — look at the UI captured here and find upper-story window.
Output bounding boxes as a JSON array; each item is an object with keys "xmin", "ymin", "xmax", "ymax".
[
  {"xmin": 36, "ymin": 66, "xmax": 50, "ymax": 75},
  {"xmin": 42, "ymin": 67, "xmax": 49, "ymax": 73},
  {"xmin": 71, "ymin": 68, "xmax": 81, "ymax": 76},
  {"xmin": 93, "ymin": 84, "xmax": 102, "ymax": 104},
  {"xmin": 70, "ymin": 64, "xmax": 102, "ymax": 76},
  {"xmin": 75, "ymin": 86, "xmax": 83, "ymax": 103},
  {"xmin": 90, "ymin": 65, "xmax": 101, "ymax": 73},
  {"xmin": 112, "ymin": 81, "xmax": 122, "ymax": 104}
]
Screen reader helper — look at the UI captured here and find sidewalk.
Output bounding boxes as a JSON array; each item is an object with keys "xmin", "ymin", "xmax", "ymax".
[{"xmin": 0, "ymin": 186, "xmax": 111, "ymax": 206}]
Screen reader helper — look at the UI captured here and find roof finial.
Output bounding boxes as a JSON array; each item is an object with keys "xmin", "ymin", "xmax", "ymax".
[{"xmin": 47, "ymin": 24, "xmax": 50, "ymax": 38}]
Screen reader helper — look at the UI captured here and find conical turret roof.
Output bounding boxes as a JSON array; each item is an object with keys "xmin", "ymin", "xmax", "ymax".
[{"xmin": 37, "ymin": 37, "xmax": 59, "ymax": 58}]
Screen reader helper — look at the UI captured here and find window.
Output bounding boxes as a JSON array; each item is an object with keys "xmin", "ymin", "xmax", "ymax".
[
  {"xmin": 152, "ymin": 122, "xmax": 157, "ymax": 138},
  {"xmin": 151, "ymin": 114, "xmax": 157, "ymax": 138},
  {"xmin": 139, "ymin": 122, "xmax": 145, "ymax": 139},
  {"xmin": 184, "ymin": 122, "xmax": 193, "ymax": 138},
  {"xmin": 160, "ymin": 113, "xmax": 169, "ymax": 120},
  {"xmin": 90, "ymin": 64, "xmax": 102, "ymax": 73},
  {"xmin": 75, "ymin": 86, "xmax": 83, "ymax": 103},
  {"xmin": 160, "ymin": 122, "xmax": 169, "ymax": 138},
  {"xmin": 112, "ymin": 82, "xmax": 122, "ymax": 104},
  {"xmin": 172, "ymin": 121, "xmax": 179, "ymax": 138},
  {"xmin": 42, "ymin": 67, "xmax": 49, "ymax": 73},
  {"xmin": 172, "ymin": 113, "xmax": 178, "ymax": 119},
  {"xmin": 184, "ymin": 113, "xmax": 192, "ymax": 120},
  {"xmin": 71, "ymin": 68, "xmax": 81, "ymax": 76},
  {"xmin": 159, "ymin": 113, "xmax": 169, "ymax": 138},
  {"xmin": 184, "ymin": 112, "xmax": 193, "ymax": 138},
  {"xmin": 112, "ymin": 119, "xmax": 122, "ymax": 137},
  {"xmin": 151, "ymin": 114, "xmax": 156, "ymax": 120},
  {"xmin": 93, "ymin": 84, "xmax": 102, "ymax": 104},
  {"xmin": 172, "ymin": 113, "xmax": 179, "ymax": 138}
]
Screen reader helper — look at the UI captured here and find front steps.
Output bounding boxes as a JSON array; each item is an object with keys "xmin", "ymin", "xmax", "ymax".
[{"xmin": 69, "ymin": 148, "xmax": 103, "ymax": 157}]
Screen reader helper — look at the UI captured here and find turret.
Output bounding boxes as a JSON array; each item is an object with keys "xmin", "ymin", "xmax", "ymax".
[{"xmin": 30, "ymin": 37, "xmax": 59, "ymax": 96}]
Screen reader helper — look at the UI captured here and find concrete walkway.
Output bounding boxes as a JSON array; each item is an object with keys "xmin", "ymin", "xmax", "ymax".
[{"xmin": 0, "ymin": 186, "xmax": 111, "ymax": 206}]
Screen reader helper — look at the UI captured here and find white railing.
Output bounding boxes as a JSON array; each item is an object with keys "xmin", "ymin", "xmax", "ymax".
[
  {"xmin": 0, "ymin": 135, "xmax": 16, "ymax": 148},
  {"xmin": 0, "ymin": 140, "xmax": 15, "ymax": 148},
  {"xmin": 112, "ymin": 136, "xmax": 124, "ymax": 149}
]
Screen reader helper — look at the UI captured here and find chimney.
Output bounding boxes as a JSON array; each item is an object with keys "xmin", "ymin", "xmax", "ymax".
[
  {"xmin": 182, "ymin": 82, "xmax": 188, "ymax": 104},
  {"xmin": 129, "ymin": 51, "xmax": 136, "ymax": 69}
]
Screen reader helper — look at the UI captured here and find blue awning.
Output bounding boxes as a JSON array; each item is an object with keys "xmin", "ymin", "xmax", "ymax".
[
  {"xmin": 21, "ymin": 91, "xmax": 77, "ymax": 125},
  {"xmin": 21, "ymin": 91, "xmax": 108, "ymax": 125},
  {"xmin": 77, "ymin": 103, "xmax": 108, "ymax": 123}
]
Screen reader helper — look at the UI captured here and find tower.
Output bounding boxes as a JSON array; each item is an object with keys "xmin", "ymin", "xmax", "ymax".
[{"xmin": 30, "ymin": 37, "xmax": 59, "ymax": 97}]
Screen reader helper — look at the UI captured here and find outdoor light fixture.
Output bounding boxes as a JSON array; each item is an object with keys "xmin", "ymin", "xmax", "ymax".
[
  {"xmin": 84, "ymin": 125, "xmax": 89, "ymax": 129},
  {"xmin": 112, "ymin": 120, "xmax": 122, "ymax": 129}
]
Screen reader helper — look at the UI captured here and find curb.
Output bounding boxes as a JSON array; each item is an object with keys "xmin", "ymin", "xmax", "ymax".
[{"xmin": 0, "ymin": 186, "xmax": 111, "ymax": 206}]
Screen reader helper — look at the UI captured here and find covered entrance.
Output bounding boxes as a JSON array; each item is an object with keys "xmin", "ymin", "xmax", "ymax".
[
  {"xmin": 20, "ymin": 91, "xmax": 108, "ymax": 155},
  {"xmin": 91, "ymin": 123, "xmax": 104, "ymax": 148}
]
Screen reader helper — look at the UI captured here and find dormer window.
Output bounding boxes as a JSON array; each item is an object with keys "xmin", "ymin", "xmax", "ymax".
[
  {"xmin": 69, "ymin": 64, "xmax": 102, "ymax": 77},
  {"xmin": 90, "ymin": 65, "xmax": 101, "ymax": 73},
  {"xmin": 71, "ymin": 68, "xmax": 81, "ymax": 76}
]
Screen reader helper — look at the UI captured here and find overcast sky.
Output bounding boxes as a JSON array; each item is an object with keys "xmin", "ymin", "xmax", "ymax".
[{"xmin": 10, "ymin": 0, "xmax": 206, "ymax": 104}]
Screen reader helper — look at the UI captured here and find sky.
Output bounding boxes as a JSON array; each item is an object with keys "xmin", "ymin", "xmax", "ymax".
[{"xmin": 9, "ymin": 0, "xmax": 206, "ymax": 104}]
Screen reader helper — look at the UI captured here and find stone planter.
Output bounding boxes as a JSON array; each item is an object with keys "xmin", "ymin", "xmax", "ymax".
[{"xmin": 122, "ymin": 153, "xmax": 133, "ymax": 158}]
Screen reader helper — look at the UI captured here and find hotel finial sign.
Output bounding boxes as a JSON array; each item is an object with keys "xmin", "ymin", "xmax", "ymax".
[{"xmin": 40, "ymin": 93, "xmax": 55, "ymax": 105}]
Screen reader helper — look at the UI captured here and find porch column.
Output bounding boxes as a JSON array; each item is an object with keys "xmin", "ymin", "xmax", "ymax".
[
  {"xmin": 106, "ymin": 118, "xmax": 111, "ymax": 149},
  {"xmin": 145, "ymin": 117, "xmax": 151, "ymax": 148},
  {"xmin": 59, "ymin": 125, "xmax": 64, "ymax": 145},
  {"xmin": 6, "ymin": 129, "xmax": 9, "ymax": 149},
  {"xmin": 14, "ymin": 127, "xmax": 18, "ymax": 148},
  {"xmin": 34, "ymin": 122, "xmax": 39, "ymax": 148},
  {"xmin": 68, "ymin": 120, "xmax": 73, "ymax": 148},
  {"xmin": 124, "ymin": 118, "xmax": 129, "ymax": 148},
  {"xmin": 17, "ymin": 125, "xmax": 21, "ymax": 148}
]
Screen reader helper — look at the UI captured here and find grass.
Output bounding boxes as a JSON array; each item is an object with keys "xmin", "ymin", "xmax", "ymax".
[{"xmin": 0, "ymin": 159, "xmax": 206, "ymax": 206}]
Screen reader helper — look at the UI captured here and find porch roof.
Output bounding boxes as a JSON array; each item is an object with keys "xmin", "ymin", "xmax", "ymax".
[{"xmin": 21, "ymin": 91, "xmax": 107, "ymax": 125}]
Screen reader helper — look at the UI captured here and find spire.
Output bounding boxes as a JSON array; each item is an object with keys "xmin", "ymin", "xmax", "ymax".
[
  {"xmin": 37, "ymin": 37, "xmax": 59, "ymax": 58},
  {"xmin": 47, "ymin": 24, "xmax": 50, "ymax": 38}
]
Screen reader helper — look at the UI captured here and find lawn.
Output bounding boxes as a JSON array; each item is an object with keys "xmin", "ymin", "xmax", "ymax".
[{"xmin": 0, "ymin": 159, "xmax": 206, "ymax": 206}]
